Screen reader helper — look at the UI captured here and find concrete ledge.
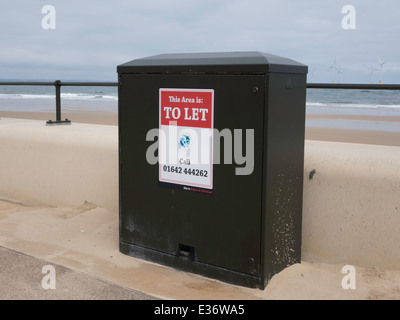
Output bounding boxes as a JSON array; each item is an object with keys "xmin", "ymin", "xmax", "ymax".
[
  {"xmin": 302, "ymin": 140, "xmax": 400, "ymax": 270},
  {"xmin": 0, "ymin": 118, "xmax": 118, "ymax": 212},
  {"xmin": 0, "ymin": 118, "xmax": 399, "ymax": 271}
]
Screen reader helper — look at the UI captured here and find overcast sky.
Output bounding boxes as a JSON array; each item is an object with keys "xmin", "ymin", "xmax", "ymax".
[{"xmin": 1, "ymin": 0, "xmax": 399, "ymax": 83}]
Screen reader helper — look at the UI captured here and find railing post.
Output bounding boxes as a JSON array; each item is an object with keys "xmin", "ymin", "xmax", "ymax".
[
  {"xmin": 55, "ymin": 79, "xmax": 61, "ymax": 121},
  {"xmin": 46, "ymin": 80, "xmax": 71, "ymax": 125}
]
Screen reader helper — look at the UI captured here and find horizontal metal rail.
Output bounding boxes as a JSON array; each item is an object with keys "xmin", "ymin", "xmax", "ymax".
[
  {"xmin": 0, "ymin": 81, "xmax": 118, "ymax": 86},
  {"xmin": 2, "ymin": 81, "xmax": 399, "ymax": 89},
  {"xmin": 0, "ymin": 80, "xmax": 399, "ymax": 125},
  {"xmin": 0, "ymin": 81, "xmax": 56, "ymax": 86},
  {"xmin": 307, "ymin": 83, "xmax": 400, "ymax": 90}
]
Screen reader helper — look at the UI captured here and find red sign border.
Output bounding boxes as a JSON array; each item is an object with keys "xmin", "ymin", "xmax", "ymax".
[{"xmin": 159, "ymin": 88, "xmax": 214, "ymax": 190}]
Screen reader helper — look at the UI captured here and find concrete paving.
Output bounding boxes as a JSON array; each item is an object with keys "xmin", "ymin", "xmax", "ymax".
[
  {"xmin": 0, "ymin": 246, "xmax": 156, "ymax": 300},
  {"xmin": 1, "ymin": 199, "xmax": 400, "ymax": 300},
  {"xmin": 0, "ymin": 199, "xmax": 264, "ymax": 300}
]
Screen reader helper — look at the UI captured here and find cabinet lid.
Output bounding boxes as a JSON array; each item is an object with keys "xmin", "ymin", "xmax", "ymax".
[{"xmin": 117, "ymin": 51, "xmax": 307, "ymax": 75}]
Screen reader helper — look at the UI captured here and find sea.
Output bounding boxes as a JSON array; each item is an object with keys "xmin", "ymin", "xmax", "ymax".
[
  {"xmin": 0, "ymin": 82, "xmax": 400, "ymax": 132},
  {"xmin": 0, "ymin": 83, "xmax": 118, "ymax": 113},
  {"xmin": 307, "ymin": 88, "xmax": 400, "ymax": 132}
]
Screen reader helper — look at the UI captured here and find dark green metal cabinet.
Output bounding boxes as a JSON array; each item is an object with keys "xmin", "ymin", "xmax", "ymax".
[{"xmin": 117, "ymin": 52, "xmax": 307, "ymax": 289}]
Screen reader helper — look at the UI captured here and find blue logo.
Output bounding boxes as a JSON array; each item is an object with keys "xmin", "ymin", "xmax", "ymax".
[{"xmin": 179, "ymin": 134, "xmax": 191, "ymax": 148}]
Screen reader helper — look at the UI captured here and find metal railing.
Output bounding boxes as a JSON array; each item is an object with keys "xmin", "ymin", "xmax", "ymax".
[
  {"xmin": 0, "ymin": 80, "xmax": 118, "ymax": 125},
  {"xmin": 0, "ymin": 80, "xmax": 399, "ymax": 125},
  {"xmin": 307, "ymin": 83, "xmax": 400, "ymax": 90}
]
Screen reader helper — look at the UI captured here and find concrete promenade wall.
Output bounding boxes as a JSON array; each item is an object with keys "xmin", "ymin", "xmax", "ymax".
[
  {"xmin": 0, "ymin": 118, "xmax": 118, "ymax": 212},
  {"xmin": 0, "ymin": 118, "xmax": 399, "ymax": 270},
  {"xmin": 302, "ymin": 140, "xmax": 400, "ymax": 270}
]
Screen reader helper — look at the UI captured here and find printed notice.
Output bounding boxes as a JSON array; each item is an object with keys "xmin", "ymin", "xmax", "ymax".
[{"xmin": 159, "ymin": 88, "xmax": 214, "ymax": 193}]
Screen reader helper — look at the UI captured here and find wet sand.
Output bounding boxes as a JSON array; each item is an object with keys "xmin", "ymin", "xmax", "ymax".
[
  {"xmin": 1, "ymin": 110, "xmax": 400, "ymax": 147},
  {"xmin": 0, "ymin": 110, "xmax": 118, "ymax": 126}
]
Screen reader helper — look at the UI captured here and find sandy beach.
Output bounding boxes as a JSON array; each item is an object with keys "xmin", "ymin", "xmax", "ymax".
[
  {"xmin": 1, "ymin": 110, "xmax": 400, "ymax": 147},
  {"xmin": 0, "ymin": 110, "xmax": 118, "ymax": 126},
  {"xmin": 306, "ymin": 113, "xmax": 400, "ymax": 146}
]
